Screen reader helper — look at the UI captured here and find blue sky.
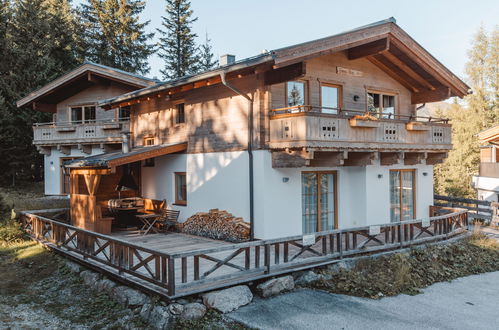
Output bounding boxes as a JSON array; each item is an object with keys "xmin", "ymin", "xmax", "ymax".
[{"xmin": 80, "ymin": 0, "xmax": 499, "ymax": 80}]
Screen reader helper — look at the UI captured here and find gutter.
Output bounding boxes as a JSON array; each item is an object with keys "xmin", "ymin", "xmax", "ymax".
[{"xmin": 220, "ymin": 71, "xmax": 255, "ymax": 240}]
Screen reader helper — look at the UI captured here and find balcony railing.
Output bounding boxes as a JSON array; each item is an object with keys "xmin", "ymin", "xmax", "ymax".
[
  {"xmin": 479, "ymin": 162, "xmax": 499, "ymax": 178},
  {"xmin": 33, "ymin": 119, "xmax": 130, "ymax": 145},
  {"xmin": 269, "ymin": 105, "xmax": 451, "ymax": 150}
]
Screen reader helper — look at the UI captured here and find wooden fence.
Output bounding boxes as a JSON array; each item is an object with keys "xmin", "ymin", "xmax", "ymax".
[
  {"xmin": 434, "ymin": 194, "xmax": 495, "ymax": 222},
  {"xmin": 20, "ymin": 208, "xmax": 468, "ymax": 299}
]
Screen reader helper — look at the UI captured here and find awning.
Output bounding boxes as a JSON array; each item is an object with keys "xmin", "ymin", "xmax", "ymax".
[{"xmin": 65, "ymin": 142, "xmax": 187, "ymax": 169}]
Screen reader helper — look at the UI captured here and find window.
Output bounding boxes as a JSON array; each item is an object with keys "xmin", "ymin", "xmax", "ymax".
[
  {"xmin": 286, "ymin": 81, "xmax": 306, "ymax": 107},
  {"xmin": 321, "ymin": 83, "xmax": 342, "ymax": 114},
  {"xmin": 144, "ymin": 137, "xmax": 155, "ymax": 166},
  {"xmin": 390, "ymin": 169, "xmax": 415, "ymax": 222},
  {"xmin": 367, "ymin": 92, "xmax": 396, "ymax": 118},
  {"xmin": 174, "ymin": 103, "xmax": 185, "ymax": 124},
  {"xmin": 174, "ymin": 172, "xmax": 187, "ymax": 205},
  {"xmin": 302, "ymin": 171, "xmax": 337, "ymax": 234},
  {"xmin": 119, "ymin": 106, "xmax": 131, "ymax": 120},
  {"xmin": 70, "ymin": 106, "xmax": 96, "ymax": 124}
]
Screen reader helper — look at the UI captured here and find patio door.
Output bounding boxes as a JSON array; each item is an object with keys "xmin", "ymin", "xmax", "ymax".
[
  {"xmin": 302, "ymin": 171, "xmax": 337, "ymax": 234},
  {"xmin": 390, "ymin": 169, "xmax": 416, "ymax": 222}
]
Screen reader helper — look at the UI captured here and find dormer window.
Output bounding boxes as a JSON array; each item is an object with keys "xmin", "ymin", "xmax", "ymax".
[
  {"xmin": 367, "ymin": 91, "xmax": 396, "ymax": 118},
  {"xmin": 70, "ymin": 105, "xmax": 96, "ymax": 124}
]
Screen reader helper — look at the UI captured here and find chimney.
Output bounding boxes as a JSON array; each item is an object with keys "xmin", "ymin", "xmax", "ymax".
[
  {"xmin": 220, "ymin": 54, "xmax": 236, "ymax": 66},
  {"xmin": 122, "ymin": 132, "xmax": 130, "ymax": 153}
]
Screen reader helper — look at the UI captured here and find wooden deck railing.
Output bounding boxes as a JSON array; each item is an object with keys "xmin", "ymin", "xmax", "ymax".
[
  {"xmin": 20, "ymin": 208, "xmax": 468, "ymax": 299},
  {"xmin": 434, "ymin": 194, "xmax": 494, "ymax": 222}
]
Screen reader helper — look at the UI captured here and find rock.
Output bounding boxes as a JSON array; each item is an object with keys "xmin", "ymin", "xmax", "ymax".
[
  {"xmin": 168, "ymin": 303, "xmax": 184, "ymax": 315},
  {"xmin": 112, "ymin": 286, "xmax": 149, "ymax": 307},
  {"xmin": 180, "ymin": 303, "xmax": 206, "ymax": 320},
  {"xmin": 295, "ymin": 270, "xmax": 320, "ymax": 285},
  {"xmin": 65, "ymin": 261, "xmax": 82, "ymax": 273},
  {"xmin": 202, "ymin": 285, "xmax": 253, "ymax": 313},
  {"xmin": 80, "ymin": 270, "xmax": 101, "ymax": 285},
  {"xmin": 140, "ymin": 304, "xmax": 171, "ymax": 330},
  {"xmin": 256, "ymin": 276, "xmax": 295, "ymax": 298},
  {"xmin": 327, "ymin": 261, "xmax": 353, "ymax": 273},
  {"xmin": 95, "ymin": 279, "xmax": 116, "ymax": 292},
  {"xmin": 176, "ymin": 298, "xmax": 189, "ymax": 305}
]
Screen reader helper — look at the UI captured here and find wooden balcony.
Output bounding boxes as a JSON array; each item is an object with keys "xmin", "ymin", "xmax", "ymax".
[
  {"xmin": 479, "ymin": 162, "xmax": 499, "ymax": 178},
  {"xmin": 269, "ymin": 106, "xmax": 451, "ymax": 151},
  {"xmin": 33, "ymin": 119, "xmax": 130, "ymax": 146}
]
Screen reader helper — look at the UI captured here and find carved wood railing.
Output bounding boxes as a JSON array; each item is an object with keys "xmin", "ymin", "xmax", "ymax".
[{"xmin": 20, "ymin": 208, "xmax": 468, "ymax": 298}]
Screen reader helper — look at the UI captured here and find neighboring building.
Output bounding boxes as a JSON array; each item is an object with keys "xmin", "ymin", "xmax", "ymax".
[
  {"xmin": 16, "ymin": 62, "xmax": 157, "ymax": 195},
  {"xmin": 22, "ymin": 18, "xmax": 470, "ymax": 240},
  {"xmin": 472, "ymin": 125, "xmax": 499, "ymax": 202}
]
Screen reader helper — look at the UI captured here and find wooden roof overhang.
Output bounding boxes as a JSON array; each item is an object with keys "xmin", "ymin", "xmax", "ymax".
[
  {"xmin": 99, "ymin": 18, "xmax": 470, "ymax": 110},
  {"xmin": 271, "ymin": 18, "xmax": 470, "ymax": 103},
  {"xmin": 65, "ymin": 142, "xmax": 188, "ymax": 170},
  {"xmin": 478, "ymin": 125, "xmax": 499, "ymax": 145},
  {"xmin": 16, "ymin": 63, "xmax": 158, "ymax": 113}
]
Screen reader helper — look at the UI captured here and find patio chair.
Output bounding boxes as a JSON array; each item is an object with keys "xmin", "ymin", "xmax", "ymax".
[{"xmin": 137, "ymin": 208, "xmax": 180, "ymax": 235}]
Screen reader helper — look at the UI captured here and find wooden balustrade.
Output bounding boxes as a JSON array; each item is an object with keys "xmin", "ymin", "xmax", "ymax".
[{"xmin": 20, "ymin": 208, "xmax": 468, "ymax": 299}]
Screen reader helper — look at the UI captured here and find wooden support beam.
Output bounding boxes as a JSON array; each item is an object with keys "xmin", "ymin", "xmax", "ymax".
[
  {"xmin": 264, "ymin": 62, "xmax": 306, "ymax": 86},
  {"xmin": 57, "ymin": 144, "xmax": 71, "ymax": 155},
  {"xmin": 347, "ymin": 38, "xmax": 389, "ymax": 60},
  {"xmin": 271, "ymin": 149, "xmax": 312, "ymax": 168},
  {"xmin": 32, "ymin": 102, "xmax": 56, "ymax": 113},
  {"xmin": 380, "ymin": 152, "xmax": 404, "ymax": 166},
  {"xmin": 411, "ymin": 87, "xmax": 451, "ymax": 104},
  {"xmin": 78, "ymin": 144, "xmax": 92, "ymax": 155},
  {"xmin": 381, "ymin": 51, "xmax": 436, "ymax": 90},
  {"xmin": 87, "ymin": 72, "xmax": 108, "ymax": 85},
  {"xmin": 36, "ymin": 145, "xmax": 51, "ymax": 156},
  {"xmin": 367, "ymin": 56, "xmax": 419, "ymax": 93},
  {"xmin": 83, "ymin": 174, "xmax": 101, "ymax": 196},
  {"xmin": 309, "ymin": 151, "xmax": 348, "ymax": 167},
  {"xmin": 426, "ymin": 152, "xmax": 448, "ymax": 165},
  {"xmin": 343, "ymin": 152, "xmax": 377, "ymax": 166},
  {"xmin": 404, "ymin": 152, "xmax": 426, "ymax": 165}
]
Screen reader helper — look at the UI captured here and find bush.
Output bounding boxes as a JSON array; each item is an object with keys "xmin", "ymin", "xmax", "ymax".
[
  {"xmin": 0, "ymin": 193, "xmax": 11, "ymax": 222},
  {"xmin": 0, "ymin": 220, "xmax": 25, "ymax": 244}
]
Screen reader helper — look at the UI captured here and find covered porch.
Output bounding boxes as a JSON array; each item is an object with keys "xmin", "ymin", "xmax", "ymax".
[{"xmin": 64, "ymin": 142, "xmax": 187, "ymax": 235}]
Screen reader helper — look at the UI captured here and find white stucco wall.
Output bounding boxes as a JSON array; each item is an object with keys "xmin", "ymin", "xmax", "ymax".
[
  {"xmin": 472, "ymin": 176, "xmax": 499, "ymax": 201},
  {"xmin": 44, "ymin": 146, "xmax": 105, "ymax": 195},
  {"xmin": 142, "ymin": 150, "xmax": 436, "ymax": 240}
]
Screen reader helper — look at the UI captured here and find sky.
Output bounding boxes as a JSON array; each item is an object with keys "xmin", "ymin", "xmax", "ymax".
[{"xmin": 81, "ymin": 0, "xmax": 499, "ymax": 80}]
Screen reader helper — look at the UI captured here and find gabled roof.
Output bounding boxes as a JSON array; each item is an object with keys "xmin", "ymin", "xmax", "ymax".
[
  {"xmin": 478, "ymin": 125, "xmax": 499, "ymax": 144},
  {"xmin": 99, "ymin": 18, "xmax": 470, "ymax": 110},
  {"xmin": 16, "ymin": 62, "xmax": 159, "ymax": 110}
]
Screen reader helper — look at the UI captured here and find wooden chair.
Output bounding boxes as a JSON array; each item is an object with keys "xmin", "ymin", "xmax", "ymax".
[{"xmin": 137, "ymin": 209, "xmax": 180, "ymax": 235}]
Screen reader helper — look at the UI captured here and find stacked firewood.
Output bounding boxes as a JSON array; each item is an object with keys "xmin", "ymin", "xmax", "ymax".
[{"xmin": 181, "ymin": 209, "xmax": 250, "ymax": 242}]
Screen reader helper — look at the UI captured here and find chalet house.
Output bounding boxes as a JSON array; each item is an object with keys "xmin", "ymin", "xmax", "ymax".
[
  {"xmin": 472, "ymin": 125, "xmax": 499, "ymax": 201},
  {"xmin": 20, "ymin": 18, "xmax": 469, "ymax": 240},
  {"xmin": 16, "ymin": 62, "xmax": 157, "ymax": 195}
]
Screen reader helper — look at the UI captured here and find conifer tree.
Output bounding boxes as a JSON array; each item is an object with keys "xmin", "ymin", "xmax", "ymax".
[
  {"xmin": 80, "ymin": 0, "xmax": 155, "ymax": 74},
  {"xmin": 158, "ymin": 0, "xmax": 199, "ymax": 79},
  {"xmin": 198, "ymin": 32, "xmax": 217, "ymax": 71}
]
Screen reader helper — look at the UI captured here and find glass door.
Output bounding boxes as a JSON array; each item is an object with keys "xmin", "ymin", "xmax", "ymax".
[
  {"xmin": 302, "ymin": 172, "xmax": 337, "ymax": 234},
  {"xmin": 390, "ymin": 170, "xmax": 415, "ymax": 222}
]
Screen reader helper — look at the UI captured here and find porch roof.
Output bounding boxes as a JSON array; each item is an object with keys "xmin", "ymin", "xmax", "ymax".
[
  {"xmin": 478, "ymin": 125, "xmax": 499, "ymax": 144},
  {"xmin": 64, "ymin": 142, "xmax": 187, "ymax": 169}
]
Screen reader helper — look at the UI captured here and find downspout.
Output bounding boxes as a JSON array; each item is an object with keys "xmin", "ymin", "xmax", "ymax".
[{"xmin": 220, "ymin": 71, "xmax": 255, "ymax": 240}]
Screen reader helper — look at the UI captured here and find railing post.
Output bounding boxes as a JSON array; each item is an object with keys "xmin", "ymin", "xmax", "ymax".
[
  {"xmin": 168, "ymin": 257, "xmax": 176, "ymax": 296},
  {"xmin": 264, "ymin": 244, "xmax": 270, "ymax": 274}
]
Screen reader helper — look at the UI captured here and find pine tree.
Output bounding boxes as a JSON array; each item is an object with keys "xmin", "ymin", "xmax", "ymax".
[
  {"xmin": 198, "ymin": 32, "xmax": 217, "ymax": 71},
  {"xmin": 434, "ymin": 26, "xmax": 499, "ymax": 197},
  {"xmin": 158, "ymin": 0, "xmax": 199, "ymax": 79},
  {"xmin": 79, "ymin": 0, "xmax": 155, "ymax": 74}
]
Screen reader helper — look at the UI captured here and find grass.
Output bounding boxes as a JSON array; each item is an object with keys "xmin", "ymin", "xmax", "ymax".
[{"xmin": 310, "ymin": 234, "xmax": 499, "ymax": 299}]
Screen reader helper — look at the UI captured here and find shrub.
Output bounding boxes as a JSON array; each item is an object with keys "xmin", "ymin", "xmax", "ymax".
[{"xmin": 0, "ymin": 220, "xmax": 25, "ymax": 244}]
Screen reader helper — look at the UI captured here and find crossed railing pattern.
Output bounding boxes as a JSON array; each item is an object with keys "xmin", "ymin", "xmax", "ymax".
[{"xmin": 20, "ymin": 209, "xmax": 468, "ymax": 298}]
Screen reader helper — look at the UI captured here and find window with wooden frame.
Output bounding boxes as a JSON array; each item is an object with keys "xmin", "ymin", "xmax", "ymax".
[
  {"xmin": 301, "ymin": 171, "xmax": 338, "ymax": 234},
  {"xmin": 320, "ymin": 83, "xmax": 342, "ymax": 114},
  {"xmin": 70, "ymin": 105, "xmax": 96, "ymax": 124},
  {"xmin": 143, "ymin": 137, "xmax": 155, "ymax": 167},
  {"xmin": 173, "ymin": 102, "xmax": 186, "ymax": 124},
  {"xmin": 118, "ymin": 106, "xmax": 131, "ymax": 120},
  {"xmin": 286, "ymin": 81, "xmax": 307, "ymax": 108},
  {"xmin": 174, "ymin": 172, "xmax": 187, "ymax": 205},
  {"xmin": 367, "ymin": 90, "xmax": 396, "ymax": 118},
  {"xmin": 389, "ymin": 169, "xmax": 416, "ymax": 222}
]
